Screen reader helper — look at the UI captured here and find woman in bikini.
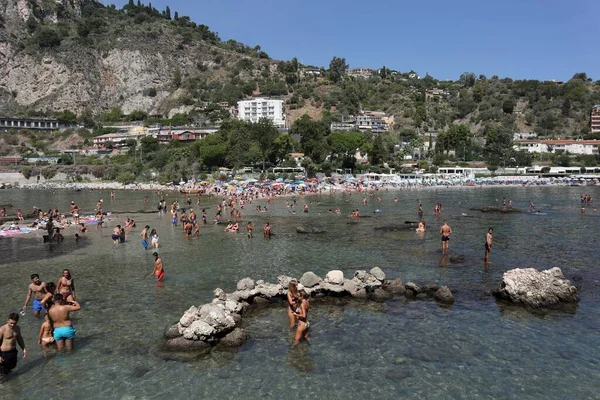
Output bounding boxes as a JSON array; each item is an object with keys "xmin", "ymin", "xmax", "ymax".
[
  {"xmin": 38, "ymin": 314, "xmax": 55, "ymax": 349},
  {"xmin": 293, "ymin": 290, "xmax": 311, "ymax": 346},
  {"xmin": 287, "ymin": 280, "xmax": 300, "ymax": 329},
  {"xmin": 57, "ymin": 269, "xmax": 76, "ymax": 302}
]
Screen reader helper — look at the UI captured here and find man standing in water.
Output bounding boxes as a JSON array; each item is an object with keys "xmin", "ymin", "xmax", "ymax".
[
  {"xmin": 440, "ymin": 220, "xmax": 452, "ymax": 255},
  {"xmin": 151, "ymin": 252, "xmax": 164, "ymax": 281},
  {"xmin": 22, "ymin": 274, "xmax": 47, "ymax": 316},
  {"xmin": 0, "ymin": 313, "xmax": 27, "ymax": 377},
  {"xmin": 48, "ymin": 294, "xmax": 81, "ymax": 352},
  {"xmin": 484, "ymin": 227, "xmax": 493, "ymax": 263},
  {"xmin": 140, "ymin": 225, "xmax": 150, "ymax": 250}
]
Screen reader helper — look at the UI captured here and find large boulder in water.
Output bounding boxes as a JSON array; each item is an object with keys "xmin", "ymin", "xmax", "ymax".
[
  {"xmin": 325, "ymin": 270, "xmax": 344, "ymax": 285},
  {"xmin": 493, "ymin": 267, "xmax": 579, "ymax": 308},
  {"xmin": 300, "ymin": 271, "xmax": 322, "ymax": 288},
  {"xmin": 369, "ymin": 267, "xmax": 386, "ymax": 282}
]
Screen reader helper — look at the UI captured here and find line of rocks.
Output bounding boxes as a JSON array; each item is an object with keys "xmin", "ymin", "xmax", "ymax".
[{"xmin": 163, "ymin": 268, "xmax": 454, "ymax": 352}]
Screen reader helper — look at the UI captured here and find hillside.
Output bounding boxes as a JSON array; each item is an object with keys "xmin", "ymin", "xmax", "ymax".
[{"xmin": 1, "ymin": 0, "xmax": 599, "ymax": 138}]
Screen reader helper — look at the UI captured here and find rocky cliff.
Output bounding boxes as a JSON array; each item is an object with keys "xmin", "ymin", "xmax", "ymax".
[{"xmin": 0, "ymin": 0, "xmax": 270, "ymax": 116}]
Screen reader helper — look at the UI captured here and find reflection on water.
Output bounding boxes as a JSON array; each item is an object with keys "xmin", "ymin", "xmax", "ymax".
[{"xmin": 0, "ymin": 186, "xmax": 599, "ymax": 398}]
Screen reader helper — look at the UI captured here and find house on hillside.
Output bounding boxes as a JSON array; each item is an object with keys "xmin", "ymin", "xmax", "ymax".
[{"xmin": 591, "ymin": 105, "xmax": 600, "ymax": 134}]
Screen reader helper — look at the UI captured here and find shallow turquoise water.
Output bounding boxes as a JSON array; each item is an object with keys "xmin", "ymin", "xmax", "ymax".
[{"xmin": 0, "ymin": 186, "xmax": 599, "ymax": 399}]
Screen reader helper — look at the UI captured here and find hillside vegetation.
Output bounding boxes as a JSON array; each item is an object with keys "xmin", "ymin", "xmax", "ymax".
[{"xmin": 1, "ymin": 0, "xmax": 600, "ymax": 181}]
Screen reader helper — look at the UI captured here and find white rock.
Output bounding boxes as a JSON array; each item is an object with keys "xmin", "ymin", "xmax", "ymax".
[{"xmin": 325, "ymin": 270, "xmax": 344, "ymax": 285}]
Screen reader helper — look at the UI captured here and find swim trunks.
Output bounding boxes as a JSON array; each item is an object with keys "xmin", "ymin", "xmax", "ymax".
[
  {"xmin": 155, "ymin": 269, "xmax": 164, "ymax": 280},
  {"xmin": 32, "ymin": 298, "xmax": 46, "ymax": 312},
  {"xmin": 485, "ymin": 243, "xmax": 491, "ymax": 251},
  {"xmin": 442, "ymin": 236, "xmax": 450, "ymax": 241},
  {"xmin": 0, "ymin": 349, "xmax": 18, "ymax": 375},
  {"xmin": 141, "ymin": 239, "xmax": 148, "ymax": 249},
  {"xmin": 53, "ymin": 325, "xmax": 76, "ymax": 341},
  {"xmin": 171, "ymin": 217, "xmax": 177, "ymax": 224},
  {"xmin": 111, "ymin": 234, "xmax": 120, "ymax": 240}
]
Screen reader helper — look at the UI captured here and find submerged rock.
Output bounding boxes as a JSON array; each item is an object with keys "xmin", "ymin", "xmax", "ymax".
[
  {"xmin": 219, "ymin": 328, "xmax": 248, "ymax": 347},
  {"xmin": 383, "ymin": 279, "xmax": 405, "ymax": 295},
  {"xmin": 165, "ymin": 336, "xmax": 212, "ymax": 352},
  {"xmin": 434, "ymin": 286, "xmax": 454, "ymax": 305},
  {"xmin": 493, "ymin": 267, "xmax": 579, "ymax": 308},
  {"xmin": 296, "ymin": 226, "xmax": 326, "ymax": 234},
  {"xmin": 470, "ymin": 206, "xmax": 521, "ymax": 214}
]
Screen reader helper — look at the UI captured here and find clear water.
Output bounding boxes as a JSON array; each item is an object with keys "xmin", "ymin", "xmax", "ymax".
[{"xmin": 0, "ymin": 186, "xmax": 599, "ymax": 399}]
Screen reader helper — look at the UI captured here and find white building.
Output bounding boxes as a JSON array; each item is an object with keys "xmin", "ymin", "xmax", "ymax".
[
  {"xmin": 237, "ymin": 98, "xmax": 286, "ymax": 128},
  {"xmin": 514, "ymin": 140, "xmax": 600, "ymax": 155}
]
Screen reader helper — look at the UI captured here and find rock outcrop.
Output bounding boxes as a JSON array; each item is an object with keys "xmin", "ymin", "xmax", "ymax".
[
  {"xmin": 493, "ymin": 267, "xmax": 579, "ymax": 308},
  {"xmin": 163, "ymin": 269, "xmax": 454, "ymax": 352}
]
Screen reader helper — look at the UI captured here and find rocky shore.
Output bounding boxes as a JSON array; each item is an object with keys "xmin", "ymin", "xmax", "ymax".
[{"xmin": 163, "ymin": 268, "xmax": 454, "ymax": 353}]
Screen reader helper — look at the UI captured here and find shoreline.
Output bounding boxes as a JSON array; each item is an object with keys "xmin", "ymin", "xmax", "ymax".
[{"xmin": 5, "ymin": 174, "xmax": 598, "ymax": 193}]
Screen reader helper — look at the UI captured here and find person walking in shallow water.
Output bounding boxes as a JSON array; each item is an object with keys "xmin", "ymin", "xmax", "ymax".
[
  {"xmin": 484, "ymin": 227, "xmax": 493, "ymax": 263},
  {"xmin": 440, "ymin": 220, "xmax": 452, "ymax": 255}
]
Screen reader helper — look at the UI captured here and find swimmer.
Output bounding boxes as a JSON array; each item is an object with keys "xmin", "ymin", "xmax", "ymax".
[
  {"xmin": 293, "ymin": 291, "xmax": 311, "ymax": 346},
  {"xmin": 264, "ymin": 222, "xmax": 271, "ymax": 239},
  {"xmin": 151, "ymin": 252, "xmax": 164, "ymax": 281},
  {"xmin": 247, "ymin": 221, "xmax": 253, "ymax": 238},
  {"xmin": 140, "ymin": 225, "xmax": 150, "ymax": 250},
  {"xmin": 484, "ymin": 227, "xmax": 493, "ymax": 263},
  {"xmin": 440, "ymin": 220, "xmax": 452, "ymax": 255},
  {"xmin": 416, "ymin": 221, "xmax": 426, "ymax": 232},
  {"xmin": 38, "ymin": 314, "xmax": 55, "ymax": 349},
  {"xmin": 0, "ymin": 313, "xmax": 27, "ymax": 376},
  {"xmin": 48, "ymin": 294, "xmax": 80, "ymax": 353},
  {"xmin": 22, "ymin": 274, "xmax": 47, "ymax": 317}
]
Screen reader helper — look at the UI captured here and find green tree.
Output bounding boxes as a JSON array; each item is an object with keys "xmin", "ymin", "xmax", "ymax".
[
  {"xmin": 290, "ymin": 115, "xmax": 329, "ymax": 164},
  {"xmin": 140, "ymin": 136, "xmax": 159, "ymax": 156},
  {"xmin": 369, "ymin": 134, "xmax": 388, "ymax": 165},
  {"xmin": 328, "ymin": 56, "xmax": 348, "ymax": 84},
  {"xmin": 502, "ymin": 99, "xmax": 515, "ymax": 114},
  {"xmin": 328, "ymin": 131, "xmax": 364, "ymax": 160},
  {"xmin": 483, "ymin": 125, "xmax": 513, "ymax": 165},
  {"xmin": 57, "ymin": 110, "xmax": 77, "ymax": 124},
  {"xmin": 459, "ymin": 72, "xmax": 476, "ymax": 87},
  {"xmin": 164, "ymin": 5, "xmax": 171, "ymax": 19},
  {"xmin": 79, "ymin": 107, "xmax": 95, "ymax": 128},
  {"xmin": 21, "ymin": 166, "xmax": 33, "ymax": 180},
  {"xmin": 251, "ymin": 118, "xmax": 279, "ymax": 172},
  {"xmin": 273, "ymin": 133, "xmax": 297, "ymax": 163},
  {"xmin": 41, "ymin": 166, "xmax": 57, "ymax": 180},
  {"xmin": 34, "ymin": 27, "xmax": 62, "ymax": 48}
]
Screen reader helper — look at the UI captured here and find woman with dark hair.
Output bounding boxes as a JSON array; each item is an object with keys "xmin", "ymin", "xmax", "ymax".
[
  {"xmin": 57, "ymin": 269, "xmax": 75, "ymax": 302},
  {"xmin": 287, "ymin": 279, "xmax": 300, "ymax": 329}
]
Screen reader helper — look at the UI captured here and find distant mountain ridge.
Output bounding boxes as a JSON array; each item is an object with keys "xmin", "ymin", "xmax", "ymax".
[{"xmin": 0, "ymin": 0, "xmax": 273, "ymax": 116}]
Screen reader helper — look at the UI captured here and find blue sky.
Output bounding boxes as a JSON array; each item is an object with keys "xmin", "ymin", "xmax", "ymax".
[{"xmin": 104, "ymin": 0, "xmax": 596, "ymax": 81}]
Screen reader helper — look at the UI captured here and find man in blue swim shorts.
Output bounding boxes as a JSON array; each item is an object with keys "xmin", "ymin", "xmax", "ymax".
[
  {"xmin": 48, "ymin": 294, "xmax": 81, "ymax": 352},
  {"xmin": 22, "ymin": 274, "xmax": 47, "ymax": 316},
  {"xmin": 140, "ymin": 225, "xmax": 150, "ymax": 250}
]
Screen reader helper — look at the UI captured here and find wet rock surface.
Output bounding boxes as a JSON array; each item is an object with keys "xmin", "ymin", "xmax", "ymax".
[
  {"xmin": 164, "ymin": 269, "xmax": 455, "ymax": 352},
  {"xmin": 493, "ymin": 267, "xmax": 579, "ymax": 308}
]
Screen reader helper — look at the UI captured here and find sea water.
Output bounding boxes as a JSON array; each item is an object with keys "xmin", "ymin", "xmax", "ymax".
[{"xmin": 0, "ymin": 186, "xmax": 599, "ymax": 399}]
